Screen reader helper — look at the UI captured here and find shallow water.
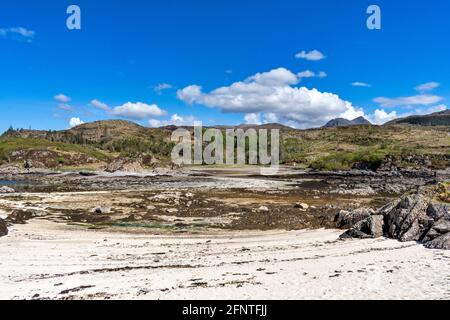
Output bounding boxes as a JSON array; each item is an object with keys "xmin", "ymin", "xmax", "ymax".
[{"xmin": 0, "ymin": 180, "xmax": 19, "ymax": 186}]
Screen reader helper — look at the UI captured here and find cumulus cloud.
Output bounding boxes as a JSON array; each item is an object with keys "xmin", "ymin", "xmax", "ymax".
[
  {"xmin": 374, "ymin": 94, "xmax": 443, "ymax": 107},
  {"xmin": 69, "ymin": 117, "xmax": 84, "ymax": 128},
  {"xmin": 177, "ymin": 67, "xmax": 363, "ymax": 128},
  {"xmin": 263, "ymin": 113, "xmax": 279, "ymax": 123},
  {"xmin": 368, "ymin": 109, "xmax": 398, "ymax": 125},
  {"xmin": 90, "ymin": 99, "xmax": 110, "ymax": 111},
  {"xmin": 367, "ymin": 104, "xmax": 447, "ymax": 125},
  {"xmin": 54, "ymin": 94, "xmax": 71, "ymax": 103},
  {"xmin": 243, "ymin": 112, "xmax": 281, "ymax": 125},
  {"xmin": 153, "ymin": 83, "xmax": 173, "ymax": 95},
  {"xmin": 352, "ymin": 82, "xmax": 371, "ymax": 88},
  {"xmin": 0, "ymin": 27, "xmax": 35, "ymax": 41},
  {"xmin": 415, "ymin": 82, "xmax": 440, "ymax": 92},
  {"xmin": 244, "ymin": 113, "xmax": 262, "ymax": 125},
  {"xmin": 148, "ymin": 114, "xmax": 197, "ymax": 128},
  {"xmin": 297, "ymin": 70, "xmax": 327, "ymax": 81},
  {"xmin": 295, "ymin": 50, "xmax": 326, "ymax": 61},
  {"xmin": 110, "ymin": 102, "xmax": 167, "ymax": 120}
]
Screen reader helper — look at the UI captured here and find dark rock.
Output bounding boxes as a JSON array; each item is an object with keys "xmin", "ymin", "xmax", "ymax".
[
  {"xmin": 340, "ymin": 226, "xmax": 373, "ymax": 239},
  {"xmin": 431, "ymin": 219, "xmax": 450, "ymax": 234},
  {"xmin": 340, "ymin": 215, "xmax": 384, "ymax": 239},
  {"xmin": 367, "ymin": 215, "xmax": 384, "ymax": 238},
  {"xmin": 339, "ymin": 185, "xmax": 450, "ymax": 249},
  {"xmin": 427, "ymin": 203, "xmax": 450, "ymax": 220},
  {"xmin": 424, "ymin": 233, "xmax": 450, "ymax": 250},
  {"xmin": 384, "ymin": 195, "xmax": 429, "ymax": 242},
  {"xmin": 94, "ymin": 207, "xmax": 111, "ymax": 214},
  {"xmin": 0, "ymin": 218, "xmax": 8, "ymax": 237},
  {"xmin": 6, "ymin": 209, "xmax": 39, "ymax": 224},
  {"xmin": 79, "ymin": 171, "xmax": 97, "ymax": 177},
  {"xmin": 335, "ymin": 208, "xmax": 373, "ymax": 229},
  {"xmin": 352, "ymin": 162, "xmax": 372, "ymax": 171}
]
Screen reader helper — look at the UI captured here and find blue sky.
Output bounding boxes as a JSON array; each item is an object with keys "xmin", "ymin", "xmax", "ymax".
[{"xmin": 0, "ymin": 0, "xmax": 449, "ymax": 132}]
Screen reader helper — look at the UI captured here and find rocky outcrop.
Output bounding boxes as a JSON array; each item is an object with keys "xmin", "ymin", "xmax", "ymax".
[
  {"xmin": 335, "ymin": 208, "xmax": 374, "ymax": 229},
  {"xmin": 339, "ymin": 184, "xmax": 450, "ymax": 249},
  {"xmin": 105, "ymin": 158, "xmax": 144, "ymax": 173},
  {"xmin": 0, "ymin": 218, "xmax": 8, "ymax": 237},
  {"xmin": 6, "ymin": 209, "xmax": 40, "ymax": 224},
  {"xmin": 0, "ymin": 186, "xmax": 15, "ymax": 193}
]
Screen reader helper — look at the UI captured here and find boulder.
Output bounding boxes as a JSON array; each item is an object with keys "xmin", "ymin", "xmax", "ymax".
[
  {"xmin": 339, "ymin": 186, "xmax": 450, "ymax": 250},
  {"xmin": 367, "ymin": 215, "xmax": 385, "ymax": 238},
  {"xmin": 384, "ymin": 195, "xmax": 429, "ymax": 242},
  {"xmin": 6, "ymin": 209, "xmax": 39, "ymax": 224},
  {"xmin": 340, "ymin": 227, "xmax": 373, "ymax": 239},
  {"xmin": 0, "ymin": 218, "xmax": 8, "ymax": 237},
  {"xmin": 340, "ymin": 215, "xmax": 384, "ymax": 239},
  {"xmin": 94, "ymin": 206, "xmax": 112, "ymax": 214},
  {"xmin": 424, "ymin": 233, "xmax": 450, "ymax": 250},
  {"xmin": 0, "ymin": 186, "xmax": 15, "ymax": 194},
  {"xmin": 427, "ymin": 203, "xmax": 450, "ymax": 221},
  {"xmin": 258, "ymin": 206, "xmax": 269, "ymax": 212},
  {"xmin": 294, "ymin": 203, "xmax": 309, "ymax": 210},
  {"xmin": 335, "ymin": 208, "xmax": 374, "ymax": 229}
]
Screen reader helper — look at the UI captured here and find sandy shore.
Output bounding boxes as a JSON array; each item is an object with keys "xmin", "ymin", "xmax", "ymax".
[{"xmin": 1, "ymin": 218, "xmax": 449, "ymax": 300}]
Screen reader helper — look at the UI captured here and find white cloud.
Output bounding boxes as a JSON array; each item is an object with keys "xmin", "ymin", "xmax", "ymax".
[
  {"xmin": 297, "ymin": 70, "xmax": 327, "ymax": 81},
  {"xmin": 58, "ymin": 104, "xmax": 73, "ymax": 111},
  {"xmin": 374, "ymin": 94, "xmax": 443, "ymax": 107},
  {"xmin": 90, "ymin": 99, "xmax": 110, "ymax": 111},
  {"xmin": 263, "ymin": 113, "xmax": 279, "ymax": 123},
  {"xmin": 411, "ymin": 104, "xmax": 447, "ymax": 116},
  {"xmin": 295, "ymin": 50, "xmax": 326, "ymax": 61},
  {"xmin": 54, "ymin": 94, "xmax": 71, "ymax": 103},
  {"xmin": 352, "ymin": 82, "xmax": 371, "ymax": 88},
  {"xmin": 367, "ymin": 104, "xmax": 447, "ymax": 125},
  {"xmin": 111, "ymin": 102, "xmax": 167, "ymax": 120},
  {"xmin": 415, "ymin": 82, "xmax": 440, "ymax": 92},
  {"xmin": 244, "ymin": 113, "xmax": 262, "ymax": 125},
  {"xmin": 297, "ymin": 70, "xmax": 315, "ymax": 79},
  {"xmin": 177, "ymin": 85, "xmax": 203, "ymax": 105},
  {"xmin": 69, "ymin": 117, "xmax": 84, "ymax": 128},
  {"xmin": 0, "ymin": 27, "xmax": 35, "ymax": 41},
  {"xmin": 368, "ymin": 109, "xmax": 398, "ymax": 125},
  {"xmin": 154, "ymin": 83, "xmax": 173, "ymax": 94},
  {"xmin": 225, "ymin": 70, "xmax": 233, "ymax": 74},
  {"xmin": 148, "ymin": 114, "xmax": 197, "ymax": 127},
  {"xmin": 177, "ymin": 67, "xmax": 364, "ymax": 128}
]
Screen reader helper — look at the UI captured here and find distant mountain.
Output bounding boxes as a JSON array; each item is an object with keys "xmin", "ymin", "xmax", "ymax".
[
  {"xmin": 162, "ymin": 123, "xmax": 294, "ymax": 131},
  {"xmin": 323, "ymin": 116, "xmax": 372, "ymax": 128},
  {"xmin": 385, "ymin": 109, "xmax": 450, "ymax": 126}
]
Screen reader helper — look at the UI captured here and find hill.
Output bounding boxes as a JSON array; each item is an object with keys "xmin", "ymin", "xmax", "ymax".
[
  {"xmin": 1, "ymin": 119, "xmax": 449, "ymax": 171},
  {"xmin": 386, "ymin": 110, "xmax": 450, "ymax": 126},
  {"xmin": 323, "ymin": 116, "xmax": 372, "ymax": 128}
]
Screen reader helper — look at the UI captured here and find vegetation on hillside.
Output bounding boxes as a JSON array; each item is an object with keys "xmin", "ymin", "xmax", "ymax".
[{"xmin": 1, "ymin": 120, "xmax": 449, "ymax": 171}]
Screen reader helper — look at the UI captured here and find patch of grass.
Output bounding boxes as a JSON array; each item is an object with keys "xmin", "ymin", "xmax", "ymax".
[
  {"xmin": 0, "ymin": 137, "xmax": 110, "ymax": 162},
  {"xmin": 310, "ymin": 148, "xmax": 389, "ymax": 171}
]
